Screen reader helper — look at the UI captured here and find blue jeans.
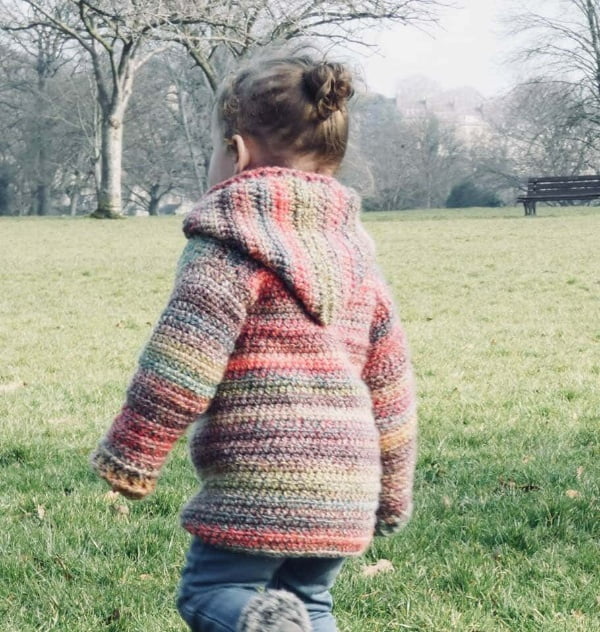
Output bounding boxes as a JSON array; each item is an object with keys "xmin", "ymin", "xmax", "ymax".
[{"xmin": 177, "ymin": 537, "xmax": 345, "ymax": 632}]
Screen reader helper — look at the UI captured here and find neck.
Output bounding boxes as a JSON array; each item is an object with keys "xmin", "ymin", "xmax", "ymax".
[{"xmin": 242, "ymin": 137, "xmax": 338, "ymax": 176}]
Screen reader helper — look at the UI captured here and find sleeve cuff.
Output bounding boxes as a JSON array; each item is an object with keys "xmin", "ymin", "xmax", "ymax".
[
  {"xmin": 374, "ymin": 501, "xmax": 413, "ymax": 536},
  {"xmin": 91, "ymin": 442, "xmax": 158, "ymax": 499}
]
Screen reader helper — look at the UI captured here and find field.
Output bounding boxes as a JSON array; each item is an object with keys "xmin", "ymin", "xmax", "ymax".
[{"xmin": 1, "ymin": 207, "xmax": 599, "ymax": 631}]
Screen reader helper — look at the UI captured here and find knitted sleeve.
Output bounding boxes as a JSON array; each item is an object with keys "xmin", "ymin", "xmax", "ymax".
[
  {"xmin": 91, "ymin": 237, "xmax": 258, "ymax": 499},
  {"xmin": 363, "ymin": 277, "xmax": 417, "ymax": 536}
]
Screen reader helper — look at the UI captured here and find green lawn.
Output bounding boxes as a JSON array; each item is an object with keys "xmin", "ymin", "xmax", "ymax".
[{"xmin": 1, "ymin": 208, "xmax": 599, "ymax": 631}]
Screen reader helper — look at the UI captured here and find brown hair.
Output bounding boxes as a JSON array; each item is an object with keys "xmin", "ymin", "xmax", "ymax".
[{"xmin": 215, "ymin": 54, "xmax": 354, "ymax": 169}]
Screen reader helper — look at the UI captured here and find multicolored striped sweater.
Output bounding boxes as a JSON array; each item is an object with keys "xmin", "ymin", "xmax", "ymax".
[{"xmin": 91, "ymin": 167, "xmax": 417, "ymax": 557}]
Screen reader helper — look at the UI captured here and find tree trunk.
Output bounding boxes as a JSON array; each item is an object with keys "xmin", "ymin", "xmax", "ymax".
[
  {"xmin": 176, "ymin": 85, "xmax": 205, "ymax": 193},
  {"xmin": 425, "ymin": 172, "xmax": 433, "ymax": 209},
  {"xmin": 148, "ymin": 185, "xmax": 160, "ymax": 216},
  {"xmin": 35, "ymin": 183, "xmax": 51, "ymax": 215},
  {"xmin": 69, "ymin": 189, "xmax": 80, "ymax": 216},
  {"xmin": 585, "ymin": 0, "xmax": 600, "ymax": 98},
  {"xmin": 91, "ymin": 114, "xmax": 124, "ymax": 218},
  {"xmin": 92, "ymin": 99, "xmax": 102, "ymax": 205},
  {"xmin": 34, "ymin": 66, "xmax": 52, "ymax": 216}
]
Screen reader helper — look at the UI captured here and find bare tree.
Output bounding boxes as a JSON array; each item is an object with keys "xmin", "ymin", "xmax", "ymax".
[
  {"xmin": 349, "ymin": 93, "xmax": 411, "ymax": 210},
  {"xmin": 406, "ymin": 114, "xmax": 467, "ymax": 208},
  {"xmin": 0, "ymin": 1, "xmax": 204, "ymax": 217},
  {"xmin": 476, "ymin": 81, "xmax": 598, "ymax": 191},
  {"xmin": 162, "ymin": 50, "xmax": 214, "ymax": 196},
  {"xmin": 0, "ymin": 23, "xmax": 73, "ymax": 214},
  {"xmin": 0, "ymin": 29, "xmax": 86, "ymax": 214},
  {"xmin": 509, "ymin": 0, "xmax": 600, "ymax": 124},
  {"xmin": 173, "ymin": 1, "xmax": 448, "ymax": 90},
  {"xmin": 123, "ymin": 53, "xmax": 210, "ymax": 215},
  {"xmin": 1, "ymin": 0, "xmax": 447, "ymax": 217},
  {"xmin": 349, "ymin": 94, "xmax": 468, "ymax": 210}
]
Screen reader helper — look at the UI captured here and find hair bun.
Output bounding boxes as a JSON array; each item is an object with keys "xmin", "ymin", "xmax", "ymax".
[{"xmin": 303, "ymin": 62, "xmax": 354, "ymax": 120}]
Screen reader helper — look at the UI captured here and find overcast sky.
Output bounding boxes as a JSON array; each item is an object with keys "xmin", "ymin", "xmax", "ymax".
[{"xmin": 350, "ymin": 0, "xmax": 518, "ymax": 99}]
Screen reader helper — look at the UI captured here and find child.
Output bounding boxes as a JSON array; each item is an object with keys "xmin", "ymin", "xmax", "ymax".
[{"xmin": 91, "ymin": 53, "xmax": 417, "ymax": 632}]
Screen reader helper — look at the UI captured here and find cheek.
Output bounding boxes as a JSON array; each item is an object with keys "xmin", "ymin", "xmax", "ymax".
[{"xmin": 207, "ymin": 146, "xmax": 236, "ymax": 188}]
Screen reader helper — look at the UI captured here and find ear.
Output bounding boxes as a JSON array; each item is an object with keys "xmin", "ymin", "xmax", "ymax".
[{"xmin": 231, "ymin": 134, "xmax": 251, "ymax": 173}]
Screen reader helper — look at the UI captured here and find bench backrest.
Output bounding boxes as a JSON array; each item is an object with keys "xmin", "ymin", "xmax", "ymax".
[{"xmin": 527, "ymin": 175, "xmax": 600, "ymax": 195}]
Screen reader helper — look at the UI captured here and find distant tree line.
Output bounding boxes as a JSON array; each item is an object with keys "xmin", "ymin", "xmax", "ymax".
[
  {"xmin": 354, "ymin": 0, "xmax": 600, "ymax": 211},
  {"xmin": 0, "ymin": 0, "xmax": 446, "ymax": 217},
  {"xmin": 349, "ymin": 74, "xmax": 600, "ymax": 211},
  {"xmin": 1, "ymin": 0, "xmax": 599, "ymax": 216}
]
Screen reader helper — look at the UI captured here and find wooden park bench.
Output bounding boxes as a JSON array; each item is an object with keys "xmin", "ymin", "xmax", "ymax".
[{"xmin": 517, "ymin": 175, "xmax": 600, "ymax": 216}]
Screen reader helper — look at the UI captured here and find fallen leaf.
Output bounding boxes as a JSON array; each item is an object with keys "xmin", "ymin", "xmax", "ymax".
[
  {"xmin": 565, "ymin": 489, "xmax": 581, "ymax": 499},
  {"xmin": 442, "ymin": 495, "xmax": 453, "ymax": 509},
  {"xmin": 522, "ymin": 455, "xmax": 534, "ymax": 464},
  {"xmin": 571, "ymin": 610, "xmax": 584, "ymax": 619},
  {"xmin": 361, "ymin": 559, "xmax": 394, "ymax": 578},
  {"xmin": 139, "ymin": 574, "xmax": 152, "ymax": 580},
  {"xmin": 576, "ymin": 466, "xmax": 584, "ymax": 480},
  {"xmin": 36, "ymin": 505, "xmax": 45, "ymax": 520},
  {"xmin": 115, "ymin": 504, "xmax": 129, "ymax": 516},
  {"xmin": 110, "ymin": 504, "xmax": 130, "ymax": 518}
]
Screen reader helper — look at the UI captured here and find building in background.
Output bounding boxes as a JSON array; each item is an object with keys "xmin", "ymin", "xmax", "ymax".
[{"xmin": 395, "ymin": 75, "xmax": 493, "ymax": 145}]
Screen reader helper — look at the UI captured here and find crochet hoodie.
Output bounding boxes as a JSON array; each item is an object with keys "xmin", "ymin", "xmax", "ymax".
[{"xmin": 91, "ymin": 167, "xmax": 417, "ymax": 557}]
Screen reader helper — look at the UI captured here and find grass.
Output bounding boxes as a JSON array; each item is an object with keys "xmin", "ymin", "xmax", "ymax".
[{"xmin": 1, "ymin": 207, "xmax": 599, "ymax": 631}]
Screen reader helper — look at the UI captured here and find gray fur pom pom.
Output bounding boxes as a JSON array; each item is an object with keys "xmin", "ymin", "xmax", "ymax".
[{"xmin": 237, "ymin": 589, "xmax": 311, "ymax": 632}]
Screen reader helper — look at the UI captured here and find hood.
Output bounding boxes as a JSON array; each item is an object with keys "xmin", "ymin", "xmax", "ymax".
[{"xmin": 183, "ymin": 167, "xmax": 375, "ymax": 326}]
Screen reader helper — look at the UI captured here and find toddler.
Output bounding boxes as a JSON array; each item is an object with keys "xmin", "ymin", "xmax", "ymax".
[{"xmin": 92, "ymin": 53, "xmax": 417, "ymax": 632}]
